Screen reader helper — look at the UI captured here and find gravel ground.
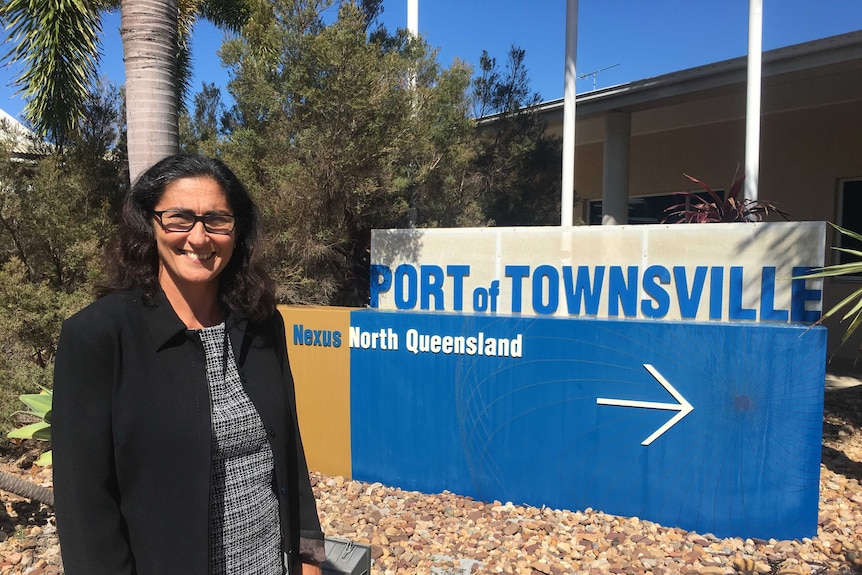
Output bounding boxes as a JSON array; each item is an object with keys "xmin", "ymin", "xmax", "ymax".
[{"xmin": 0, "ymin": 382, "xmax": 860, "ymax": 575}]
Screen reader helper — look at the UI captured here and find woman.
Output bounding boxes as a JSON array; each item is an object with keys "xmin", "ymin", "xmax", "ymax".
[{"xmin": 52, "ymin": 154, "xmax": 326, "ymax": 574}]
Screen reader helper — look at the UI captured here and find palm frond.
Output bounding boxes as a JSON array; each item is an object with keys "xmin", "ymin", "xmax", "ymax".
[
  {"xmin": 794, "ymin": 222, "xmax": 862, "ymax": 342},
  {"xmin": 1, "ymin": 0, "xmax": 103, "ymax": 141}
]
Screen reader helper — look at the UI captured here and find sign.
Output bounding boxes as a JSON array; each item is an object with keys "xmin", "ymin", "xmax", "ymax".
[
  {"xmin": 347, "ymin": 310, "xmax": 826, "ymax": 540},
  {"xmin": 284, "ymin": 222, "xmax": 830, "ymax": 541},
  {"xmin": 369, "ymin": 222, "xmax": 825, "ymax": 323}
]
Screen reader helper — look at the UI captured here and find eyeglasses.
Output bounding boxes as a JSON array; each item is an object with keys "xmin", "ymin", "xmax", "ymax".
[{"xmin": 152, "ymin": 210, "xmax": 236, "ymax": 235}]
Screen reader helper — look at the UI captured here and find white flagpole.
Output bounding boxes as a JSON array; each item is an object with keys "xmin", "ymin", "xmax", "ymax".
[
  {"xmin": 561, "ymin": 0, "xmax": 578, "ymax": 227},
  {"xmin": 744, "ymin": 0, "xmax": 762, "ymax": 202},
  {"xmin": 407, "ymin": 0, "xmax": 419, "ymax": 226},
  {"xmin": 407, "ymin": 0, "xmax": 418, "ymax": 35}
]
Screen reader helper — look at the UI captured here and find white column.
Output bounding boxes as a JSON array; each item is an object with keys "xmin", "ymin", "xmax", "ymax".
[
  {"xmin": 601, "ymin": 112, "xmax": 631, "ymax": 225},
  {"xmin": 744, "ymin": 0, "xmax": 762, "ymax": 202},
  {"xmin": 560, "ymin": 0, "xmax": 578, "ymax": 227}
]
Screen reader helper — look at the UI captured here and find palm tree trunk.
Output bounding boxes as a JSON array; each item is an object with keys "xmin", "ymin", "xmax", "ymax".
[
  {"xmin": 121, "ymin": 0, "xmax": 181, "ymax": 184},
  {"xmin": 0, "ymin": 471, "xmax": 54, "ymax": 507}
]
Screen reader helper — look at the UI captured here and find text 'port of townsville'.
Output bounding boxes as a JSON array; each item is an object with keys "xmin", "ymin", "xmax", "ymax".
[{"xmin": 369, "ymin": 263, "xmax": 822, "ymax": 321}]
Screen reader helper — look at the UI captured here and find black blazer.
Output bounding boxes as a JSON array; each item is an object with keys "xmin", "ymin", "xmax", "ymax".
[{"xmin": 52, "ymin": 288, "xmax": 324, "ymax": 575}]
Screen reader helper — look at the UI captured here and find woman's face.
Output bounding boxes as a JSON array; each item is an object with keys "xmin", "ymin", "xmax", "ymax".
[{"xmin": 152, "ymin": 176, "xmax": 236, "ymax": 295}]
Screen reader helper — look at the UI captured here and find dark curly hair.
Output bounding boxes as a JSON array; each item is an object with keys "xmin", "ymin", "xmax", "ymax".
[{"xmin": 99, "ymin": 154, "xmax": 275, "ymax": 323}]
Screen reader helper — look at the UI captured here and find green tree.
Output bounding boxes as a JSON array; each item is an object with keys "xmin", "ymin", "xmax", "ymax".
[
  {"xmin": 164, "ymin": 1, "xmax": 561, "ymax": 306},
  {"xmin": 219, "ymin": 0, "xmax": 483, "ymax": 305},
  {"xmin": 399, "ymin": 58, "xmax": 485, "ymax": 228},
  {"xmin": 0, "ymin": 86, "xmax": 123, "ymax": 432},
  {"xmin": 471, "ymin": 46, "xmax": 563, "ymax": 226},
  {"xmin": 180, "ymin": 81, "xmax": 228, "ymax": 156}
]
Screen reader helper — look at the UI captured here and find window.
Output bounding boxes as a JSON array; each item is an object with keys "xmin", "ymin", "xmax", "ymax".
[
  {"xmin": 588, "ymin": 190, "xmax": 724, "ymax": 225},
  {"xmin": 836, "ymin": 179, "xmax": 862, "ymax": 272}
]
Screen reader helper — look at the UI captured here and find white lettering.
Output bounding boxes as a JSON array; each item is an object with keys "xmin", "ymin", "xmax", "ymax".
[
  {"xmin": 406, "ymin": 329, "xmax": 419, "ymax": 354},
  {"xmin": 350, "ymin": 326, "xmax": 399, "ymax": 351},
  {"xmin": 354, "ymin": 326, "xmax": 523, "ymax": 358},
  {"xmin": 441, "ymin": 336, "xmax": 453, "ymax": 354}
]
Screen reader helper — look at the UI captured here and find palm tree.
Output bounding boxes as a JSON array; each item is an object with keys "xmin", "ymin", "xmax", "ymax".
[
  {"xmin": 0, "ymin": 0, "xmax": 248, "ymax": 182},
  {"xmin": 122, "ymin": 0, "xmax": 181, "ymax": 180},
  {"xmin": 0, "ymin": 470, "xmax": 54, "ymax": 506}
]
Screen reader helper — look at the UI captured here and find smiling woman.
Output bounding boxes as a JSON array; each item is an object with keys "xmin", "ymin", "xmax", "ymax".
[
  {"xmin": 151, "ymin": 176, "xmax": 236, "ymax": 327},
  {"xmin": 50, "ymin": 154, "xmax": 326, "ymax": 575}
]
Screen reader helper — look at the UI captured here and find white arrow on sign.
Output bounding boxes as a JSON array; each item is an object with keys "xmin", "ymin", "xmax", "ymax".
[{"xmin": 596, "ymin": 364, "xmax": 694, "ymax": 446}]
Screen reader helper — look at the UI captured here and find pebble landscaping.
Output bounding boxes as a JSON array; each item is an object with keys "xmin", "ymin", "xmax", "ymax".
[{"xmin": 0, "ymin": 384, "xmax": 860, "ymax": 575}]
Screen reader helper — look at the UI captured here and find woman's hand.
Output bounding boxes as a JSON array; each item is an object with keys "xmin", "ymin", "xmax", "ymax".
[{"xmin": 301, "ymin": 563, "xmax": 322, "ymax": 575}]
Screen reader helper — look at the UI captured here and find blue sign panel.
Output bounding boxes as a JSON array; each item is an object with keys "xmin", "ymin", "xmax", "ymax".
[{"xmin": 349, "ymin": 310, "xmax": 826, "ymax": 540}]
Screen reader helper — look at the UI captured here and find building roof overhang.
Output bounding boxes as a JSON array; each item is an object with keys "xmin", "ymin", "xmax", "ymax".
[{"xmin": 479, "ymin": 31, "xmax": 862, "ymax": 142}]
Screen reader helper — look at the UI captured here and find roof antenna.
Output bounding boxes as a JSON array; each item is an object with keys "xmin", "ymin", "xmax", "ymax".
[{"xmin": 579, "ymin": 63, "xmax": 621, "ymax": 91}]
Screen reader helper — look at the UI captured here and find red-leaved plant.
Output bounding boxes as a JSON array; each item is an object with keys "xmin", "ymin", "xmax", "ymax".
[{"xmin": 664, "ymin": 174, "xmax": 791, "ymax": 223}]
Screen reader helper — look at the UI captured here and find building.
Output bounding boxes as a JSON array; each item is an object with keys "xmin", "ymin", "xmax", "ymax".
[
  {"xmin": 0, "ymin": 108, "xmax": 40, "ymax": 160},
  {"xmin": 526, "ymin": 30, "xmax": 862, "ymax": 366}
]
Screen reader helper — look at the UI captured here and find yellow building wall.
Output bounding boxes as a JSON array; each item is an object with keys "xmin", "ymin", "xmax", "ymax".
[{"xmin": 278, "ymin": 306, "xmax": 353, "ymax": 478}]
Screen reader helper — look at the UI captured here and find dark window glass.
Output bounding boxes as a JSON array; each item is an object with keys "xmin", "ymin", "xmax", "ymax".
[
  {"xmin": 838, "ymin": 179, "xmax": 862, "ymax": 270},
  {"xmin": 588, "ymin": 191, "xmax": 724, "ymax": 226}
]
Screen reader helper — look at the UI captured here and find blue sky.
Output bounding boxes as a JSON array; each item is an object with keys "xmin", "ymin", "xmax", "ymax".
[{"xmin": 1, "ymin": 1, "xmax": 861, "ymax": 121}]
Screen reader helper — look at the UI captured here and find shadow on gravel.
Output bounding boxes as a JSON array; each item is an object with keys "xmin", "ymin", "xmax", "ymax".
[
  {"xmin": 821, "ymin": 444, "xmax": 862, "ymax": 482},
  {"xmin": 824, "ymin": 385, "xmax": 862, "ymax": 427},
  {"xmin": 822, "ymin": 385, "xmax": 862, "ymax": 481},
  {"xmin": 0, "ymin": 500, "xmax": 52, "ymax": 534}
]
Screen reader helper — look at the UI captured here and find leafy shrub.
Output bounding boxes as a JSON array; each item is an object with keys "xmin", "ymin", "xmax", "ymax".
[{"xmin": 0, "ymin": 138, "xmax": 117, "ymax": 434}]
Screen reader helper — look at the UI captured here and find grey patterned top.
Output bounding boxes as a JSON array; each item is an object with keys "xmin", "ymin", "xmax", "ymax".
[{"xmin": 198, "ymin": 323, "xmax": 284, "ymax": 575}]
